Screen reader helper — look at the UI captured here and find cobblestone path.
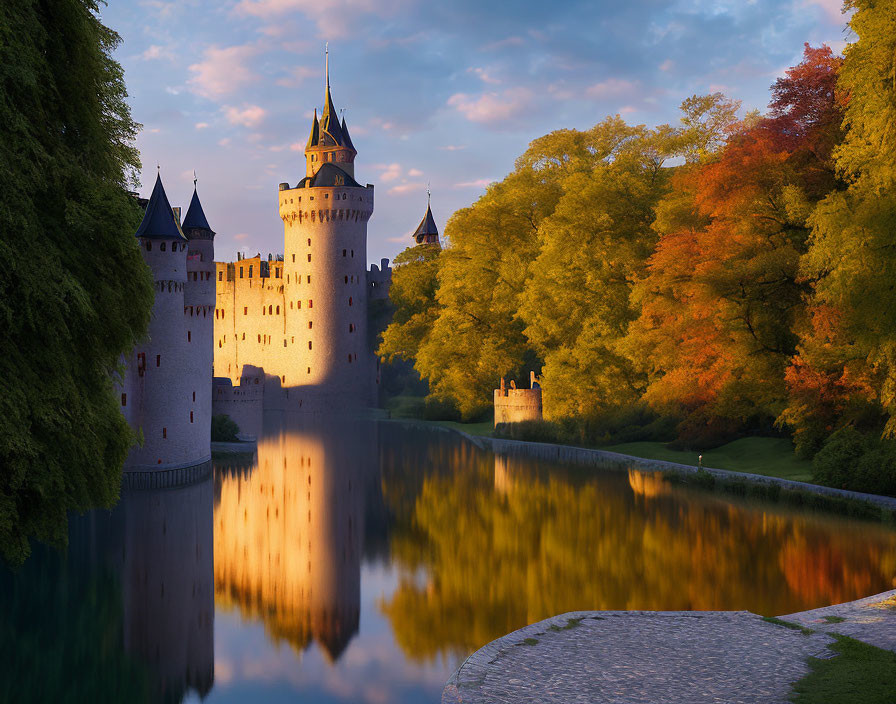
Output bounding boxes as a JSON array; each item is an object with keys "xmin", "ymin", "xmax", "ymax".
[{"xmin": 442, "ymin": 610, "xmax": 834, "ymax": 704}]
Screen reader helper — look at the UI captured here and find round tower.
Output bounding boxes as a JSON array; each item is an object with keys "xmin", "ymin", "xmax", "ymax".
[
  {"xmin": 183, "ymin": 179, "xmax": 216, "ymax": 460},
  {"xmin": 277, "ymin": 57, "xmax": 374, "ymax": 407},
  {"xmin": 123, "ymin": 173, "xmax": 210, "ymax": 469}
]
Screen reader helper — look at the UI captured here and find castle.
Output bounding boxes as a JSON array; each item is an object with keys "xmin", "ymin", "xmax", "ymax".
[
  {"xmin": 118, "ymin": 174, "xmax": 216, "ymax": 471},
  {"xmin": 213, "ymin": 58, "xmax": 391, "ymax": 413}
]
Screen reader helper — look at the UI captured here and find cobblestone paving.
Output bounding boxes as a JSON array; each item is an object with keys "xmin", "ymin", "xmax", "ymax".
[
  {"xmin": 442, "ymin": 611, "xmax": 834, "ymax": 704},
  {"xmin": 781, "ymin": 588, "xmax": 896, "ymax": 653}
]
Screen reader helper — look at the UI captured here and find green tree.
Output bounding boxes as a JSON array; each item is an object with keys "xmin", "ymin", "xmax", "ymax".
[
  {"xmin": 0, "ymin": 0, "xmax": 153, "ymax": 564},
  {"xmin": 799, "ymin": 3, "xmax": 896, "ymax": 440},
  {"xmin": 415, "ymin": 170, "xmax": 556, "ymax": 419},
  {"xmin": 518, "ymin": 118, "xmax": 679, "ymax": 419}
]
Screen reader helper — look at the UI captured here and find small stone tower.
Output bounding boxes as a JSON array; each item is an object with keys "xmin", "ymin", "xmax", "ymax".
[
  {"xmin": 182, "ymin": 178, "xmax": 216, "ymax": 453},
  {"xmin": 276, "ymin": 51, "xmax": 375, "ymax": 406},
  {"xmin": 412, "ymin": 193, "xmax": 440, "ymax": 247},
  {"xmin": 120, "ymin": 173, "xmax": 212, "ymax": 470}
]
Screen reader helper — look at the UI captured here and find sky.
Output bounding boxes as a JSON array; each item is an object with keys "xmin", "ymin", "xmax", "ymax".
[{"xmin": 100, "ymin": 0, "xmax": 852, "ymax": 266}]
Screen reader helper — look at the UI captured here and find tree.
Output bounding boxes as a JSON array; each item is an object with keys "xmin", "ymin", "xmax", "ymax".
[
  {"xmin": 518, "ymin": 118, "xmax": 679, "ymax": 419},
  {"xmin": 0, "ymin": 0, "xmax": 153, "ymax": 564},
  {"xmin": 625, "ymin": 47, "xmax": 843, "ymax": 444},
  {"xmin": 797, "ymin": 3, "xmax": 896, "ymax": 441},
  {"xmin": 414, "ymin": 170, "xmax": 556, "ymax": 419}
]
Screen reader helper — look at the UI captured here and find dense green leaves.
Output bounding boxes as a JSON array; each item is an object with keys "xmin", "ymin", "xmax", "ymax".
[{"xmin": 0, "ymin": 0, "xmax": 153, "ymax": 564}]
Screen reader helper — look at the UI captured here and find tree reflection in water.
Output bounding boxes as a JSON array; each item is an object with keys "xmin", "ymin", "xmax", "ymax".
[{"xmin": 377, "ymin": 427, "xmax": 896, "ymax": 662}]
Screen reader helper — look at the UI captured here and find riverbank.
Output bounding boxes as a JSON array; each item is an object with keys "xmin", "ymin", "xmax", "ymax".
[
  {"xmin": 391, "ymin": 418, "xmax": 896, "ymax": 517},
  {"xmin": 442, "ymin": 589, "xmax": 896, "ymax": 703}
]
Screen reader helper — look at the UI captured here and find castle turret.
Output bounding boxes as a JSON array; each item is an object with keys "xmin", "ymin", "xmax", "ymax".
[
  {"xmin": 304, "ymin": 48, "xmax": 357, "ymax": 179},
  {"xmin": 412, "ymin": 194, "xmax": 440, "ymax": 247},
  {"xmin": 120, "ymin": 173, "xmax": 211, "ymax": 470},
  {"xmin": 183, "ymin": 179, "xmax": 216, "ymax": 461}
]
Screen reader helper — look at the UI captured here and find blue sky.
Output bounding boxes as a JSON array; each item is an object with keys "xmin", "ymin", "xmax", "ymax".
[{"xmin": 100, "ymin": 0, "xmax": 850, "ymax": 266}]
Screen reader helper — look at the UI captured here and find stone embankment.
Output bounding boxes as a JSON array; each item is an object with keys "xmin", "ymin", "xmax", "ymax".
[{"xmin": 443, "ymin": 590, "xmax": 896, "ymax": 704}]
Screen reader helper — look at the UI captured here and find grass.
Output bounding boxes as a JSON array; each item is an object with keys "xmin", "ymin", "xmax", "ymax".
[
  {"xmin": 601, "ymin": 437, "xmax": 813, "ymax": 482},
  {"xmin": 548, "ymin": 617, "xmax": 584, "ymax": 632},
  {"xmin": 790, "ymin": 634, "xmax": 896, "ymax": 703},
  {"xmin": 763, "ymin": 617, "xmax": 816, "ymax": 636},
  {"xmin": 823, "ymin": 616, "xmax": 847, "ymax": 624}
]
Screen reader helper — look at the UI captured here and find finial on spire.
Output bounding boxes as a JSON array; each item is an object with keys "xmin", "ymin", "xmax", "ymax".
[
  {"xmin": 427, "ymin": 182, "xmax": 431, "ymax": 206},
  {"xmin": 193, "ymin": 169, "xmax": 198, "ymax": 188},
  {"xmin": 325, "ymin": 42, "xmax": 329, "ymax": 87},
  {"xmin": 157, "ymin": 162, "xmax": 160, "ymax": 173}
]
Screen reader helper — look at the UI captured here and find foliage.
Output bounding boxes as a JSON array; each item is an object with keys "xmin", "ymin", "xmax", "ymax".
[
  {"xmin": 626, "ymin": 45, "xmax": 843, "ymax": 445},
  {"xmin": 813, "ymin": 427, "xmax": 896, "ymax": 496},
  {"xmin": 0, "ymin": 0, "xmax": 153, "ymax": 564},
  {"xmin": 795, "ymin": 3, "xmax": 896, "ymax": 446},
  {"xmin": 210, "ymin": 415, "xmax": 240, "ymax": 442},
  {"xmin": 791, "ymin": 634, "xmax": 896, "ymax": 704}
]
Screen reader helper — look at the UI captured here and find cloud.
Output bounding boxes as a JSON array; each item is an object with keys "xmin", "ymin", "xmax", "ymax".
[
  {"xmin": 289, "ymin": 142, "xmax": 305, "ymax": 152},
  {"xmin": 438, "ymin": 144, "xmax": 466, "ymax": 151},
  {"xmin": 218, "ymin": 138, "xmax": 232, "ymax": 147},
  {"xmin": 377, "ymin": 163, "xmax": 402, "ymax": 182},
  {"xmin": 141, "ymin": 44, "xmax": 175, "ymax": 61},
  {"xmin": 387, "ymin": 183, "xmax": 425, "ymax": 195},
  {"xmin": 407, "ymin": 168, "xmax": 423, "ymax": 177},
  {"xmin": 585, "ymin": 78, "xmax": 639, "ymax": 99},
  {"xmin": 234, "ymin": 233, "xmax": 250, "ymax": 241},
  {"xmin": 234, "ymin": 0, "xmax": 410, "ymax": 38},
  {"xmin": 275, "ymin": 65, "xmax": 318, "ymax": 87},
  {"xmin": 801, "ymin": 0, "xmax": 845, "ymax": 24},
  {"xmin": 469, "ymin": 67, "xmax": 501, "ymax": 85},
  {"xmin": 223, "ymin": 104, "xmax": 267, "ymax": 127},
  {"xmin": 659, "ymin": 59, "xmax": 675, "ymax": 72},
  {"xmin": 454, "ymin": 178, "xmax": 492, "ymax": 189},
  {"xmin": 447, "ymin": 87, "xmax": 534, "ymax": 124},
  {"xmin": 188, "ymin": 45, "xmax": 259, "ymax": 99},
  {"xmin": 195, "ymin": 122, "xmax": 210, "ymax": 129}
]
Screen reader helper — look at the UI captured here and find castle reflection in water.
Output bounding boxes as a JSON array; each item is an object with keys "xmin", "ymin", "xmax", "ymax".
[{"xmin": 4, "ymin": 418, "xmax": 896, "ymax": 703}]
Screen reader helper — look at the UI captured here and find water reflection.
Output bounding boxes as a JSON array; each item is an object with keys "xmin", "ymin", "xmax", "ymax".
[
  {"xmin": 4, "ymin": 421, "xmax": 896, "ymax": 703},
  {"xmin": 378, "ymin": 431, "xmax": 896, "ymax": 662},
  {"xmin": 0, "ymin": 474, "xmax": 214, "ymax": 703},
  {"xmin": 213, "ymin": 416, "xmax": 373, "ymax": 661}
]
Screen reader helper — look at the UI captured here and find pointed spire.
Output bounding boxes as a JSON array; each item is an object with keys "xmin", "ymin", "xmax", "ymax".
[
  {"xmin": 319, "ymin": 45, "xmax": 345, "ymax": 147},
  {"xmin": 182, "ymin": 180, "xmax": 214, "ymax": 235},
  {"xmin": 341, "ymin": 114, "xmax": 355, "ymax": 151},
  {"xmin": 135, "ymin": 172, "xmax": 186, "ymax": 240},
  {"xmin": 306, "ymin": 108, "xmax": 320, "ymax": 149},
  {"xmin": 413, "ymin": 196, "xmax": 440, "ymax": 245}
]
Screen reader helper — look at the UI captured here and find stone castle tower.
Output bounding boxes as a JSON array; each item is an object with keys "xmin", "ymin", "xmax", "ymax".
[
  {"xmin": 119, "ymin": 174, "xmax": 215, "ymax": 470},
  {"xmin": 215, "ymin": 54, "xmax": 380, "ymax": 410}
]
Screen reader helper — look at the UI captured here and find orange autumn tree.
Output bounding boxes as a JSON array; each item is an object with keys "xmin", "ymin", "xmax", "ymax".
[{"xmin": 625, "ymin": 45, "xmax": 844, "ymax": 445}]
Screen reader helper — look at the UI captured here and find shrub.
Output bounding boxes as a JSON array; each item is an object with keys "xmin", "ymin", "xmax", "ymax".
[
  {"xmin": 494, "ymin": 420, "xmax": 562, "ymax": 443},
  {"xmin": 423, "ymin": 396, "xmax": 464, "ymax": 422},
  {"xmin": 211, "ymin": 414, "xmax": 240, "ymax": 442},
  {"xmin": 813, "ymin": 427, "xmax": 896, "ymax": 496}
]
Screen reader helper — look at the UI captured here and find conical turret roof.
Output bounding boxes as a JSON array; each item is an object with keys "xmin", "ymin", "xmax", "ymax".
[
  {"xmin": 341, "ymin": 115, "xmax": 355, "ymax": 151},
  {"xmin": 134, "ymin": 173, "xmax": 186, "ymax": 240},
  {"xmin": 304, "ymin": 50, "xmax": 355, "ymax": 153},
  {"xmin": 305, "ymin": 109, "xmax": 320, "ymax": 150},
  {"xmin": 413, "ymin": 203, "xmax": 439, "ymax": 239},
  {"xmin": 182, "ymin": 185, "xmax": 213, "ymax": 234}
]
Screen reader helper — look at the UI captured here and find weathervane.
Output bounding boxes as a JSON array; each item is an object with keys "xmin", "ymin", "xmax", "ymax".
[{"xmin": 193, "ymin": 169, "xmax": 198, "ymax": 187}]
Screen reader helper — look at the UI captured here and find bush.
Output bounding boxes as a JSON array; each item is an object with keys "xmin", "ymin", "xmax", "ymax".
[
  {"xmin": 494, "ymin": 420, "xmax": 562, "ymax": 443},
  {"xmin": 813, "ymin": 427, "xmax": 896, "ymax": 496},
  {"xmin": 423, "ymin": 396, "xmax": 464, "ymax": 422},
  {"xmin": 211, "ymin": 414, "xmax": 240, "ymax": 442}
]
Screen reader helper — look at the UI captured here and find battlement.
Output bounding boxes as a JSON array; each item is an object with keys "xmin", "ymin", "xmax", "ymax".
[
  {"xmin": 367, "ymin": 258, "xmax": 392, "ymax": 301},
  {"xmin": 494, "ymin": 371, "xmax": 543, "ymax": 427},
  {"xmin": 216, "ymin": 255, "xmax": 285, "ymax": 288}
]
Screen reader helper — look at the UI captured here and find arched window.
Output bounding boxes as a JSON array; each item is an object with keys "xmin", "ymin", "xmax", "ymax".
[
  {"xmin": 160, "ymin": 242, "xmax": 166, "ymax": 252},
  {"xmin": 348, "ymin": 297, "xmax": 353, "ymax": 306},
  {"xmin": 344, "ymin": 276, "xmax": 348, "ymax": 283},
  {"xmin": 342, "ymin": 249, "xmax": 347, "ymax": 257},
  {"xmin": 308, "ymin": 341, "xmax": 312, "ymax": 350},
  {"xmin": 308, "ymin": 299, "xmax": 313, "ymax": 308},
  {"xmin": 146, "ymin": 242, "xmax": 152, "ymax": 251},
  {"xmin": 308, "ymin": 321, "xmax": 313, "ymax": 329},
  {"xmin": 348, "ymin": 354, "xmax": 352, "ymax": 363},
  {"xmin": 268, "ymin": 305, "xmax": 273, "ymax": 315},
  {"xmin": 276, "ymin": 305, "xmax": 280, "ymax": 314},
  {"xmin": 307, "ymin": 253, "xmax": 311, "ymax": 263},
  {"xmin": 307, "ymin": 238, "xmax": 311, "ymax": 246},
  {"xmin": 121, "ymin": 393, "xmax": 127, "ymax": 406}
]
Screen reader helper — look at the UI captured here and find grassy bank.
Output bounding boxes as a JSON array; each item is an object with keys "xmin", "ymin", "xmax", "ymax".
[{"xmin": 791, "ymin": 633, "xmax": 896, "ymax": 703}]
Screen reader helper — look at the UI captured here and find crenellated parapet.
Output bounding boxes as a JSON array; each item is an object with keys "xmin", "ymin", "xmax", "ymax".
[{"xmin": 494, "ymin": 371, "xmax": 543, "ymax": 427}]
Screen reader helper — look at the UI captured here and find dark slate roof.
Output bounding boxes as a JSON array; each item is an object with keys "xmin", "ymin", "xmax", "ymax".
[
  {"xmin": 296, "ymin": 162, "xmax": 362, "ymax": 188},
  {"xmin": 182, "ymin": 186, "xmax": 214, "ymax": 233},
  {"xmin": 134, "ymin": 173, "xmax": 186, "ymax": 240},
  {"xmin": 341, "ymin": 116, "xmax": 355, "ymax": 151},
  {"xmin": 305, "ymin": 109, "xmax": 320, "ymax": 151},
  {"xmin": 413, "ymin": 203, "xmax": 439, "ymax": 238}
]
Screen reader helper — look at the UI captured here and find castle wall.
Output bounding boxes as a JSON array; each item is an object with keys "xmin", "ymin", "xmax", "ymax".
[
  {"xmin": 122, "ymin": 238, "xmax": 211, "ymax": 470},
  {"xmin": 212, "ymin": 375, "xmax": 263, "ymax": 441},
  {"xmin": 494, "ymin": 388, "xmax": 544, "ymax": 427},
  {"xmin": 367, "ymin": 258, "xmax": 392, "ymax": 302}
]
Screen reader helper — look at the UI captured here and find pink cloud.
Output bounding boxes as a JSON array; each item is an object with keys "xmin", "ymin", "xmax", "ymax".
[
  {"xmin": 223, "ymin": 104, "xmax": 267, "ymax": 127},
  {"xmin": 447, "ymin": 87, "xmax": 533, "ymax": 124},
  {"xmin": 454, "ymin": 179, "xmax": 492, "ymax": 189},
  {"xmin": 586, "ymin": 78, "xmax": 638, "ymax": 99},
  {"xmin": 387, "ymin": 183, "xmax": 425, "ymax": 195},
  {"xmin": 275, "ymin": 65, "xmax": 318, "ymax": 87},
  {"xmin": 468, "ymin": 67, "xmax": 501, "ymax": 85},
  {"xmin": 188, "ymin": 45, "xmax": 259, "ymax": 99},
  {"xmin": 407, "ymin": 168, "xmax": 423, "ymax": 177},
  {"xmin": 234, "ymin": 0, "xmax": 409, "ymax": 38},
  {"xmin": 141, "ymin": 44, "xmax": 175, "ymax": 61},
  {"xmin": 377, "ymin": 163, "xmax": 402, "ymax": 182},
  {"xmin": 801, "ymin": 0, "xmax": 845, "ymax": 24}
]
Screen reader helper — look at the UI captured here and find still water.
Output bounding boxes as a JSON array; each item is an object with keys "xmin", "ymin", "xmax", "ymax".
[{"xmin": 4, "ymin": 416, "xmax": 896, "ymax": 703}]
